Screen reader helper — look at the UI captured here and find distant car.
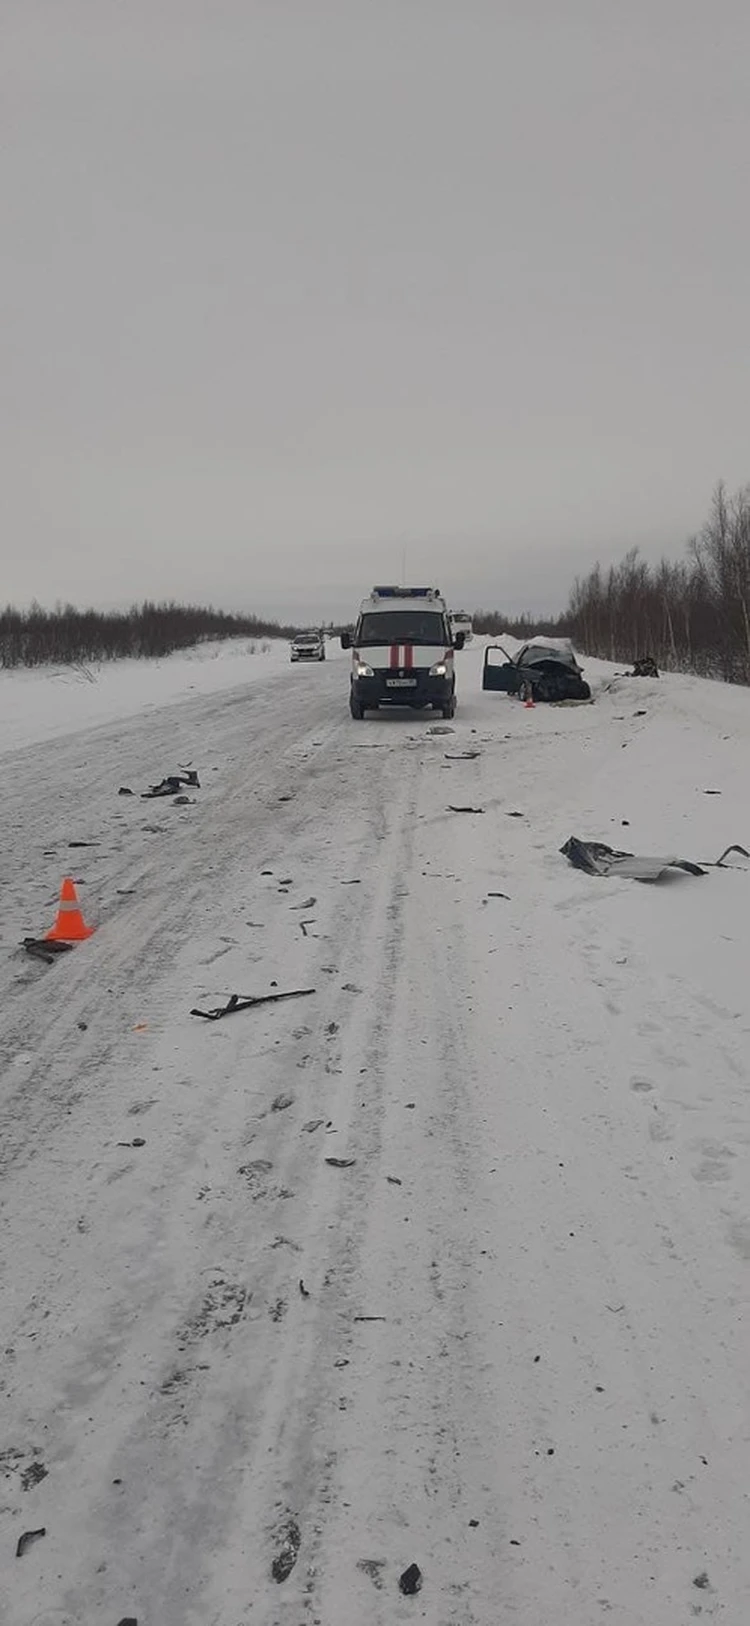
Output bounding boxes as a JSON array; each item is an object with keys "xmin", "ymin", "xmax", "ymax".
[
  {"xmin": 482, "ymin": 638, "xmax": 591, "ymax": 701},
  {"xmin": 450, "ymin": 612, "xmax": 473, "ymax": 645},
  {"xmin": 290, "ymin": 631, "xmax": 326, "ymax": 662}
]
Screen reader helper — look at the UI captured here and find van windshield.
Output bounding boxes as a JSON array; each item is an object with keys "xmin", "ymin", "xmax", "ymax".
[{"xmin": 356, "ymin": 610, "xmax": 447, "ymax": 647}]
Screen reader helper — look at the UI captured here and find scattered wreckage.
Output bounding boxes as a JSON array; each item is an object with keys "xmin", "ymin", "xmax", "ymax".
[
  {"xmin": 482, "ymin": 638, "xmax": 591, "ymax": 703},
  {"xmin": 561, "ymin": 838, "xmax": 749, "ymax": 884}
]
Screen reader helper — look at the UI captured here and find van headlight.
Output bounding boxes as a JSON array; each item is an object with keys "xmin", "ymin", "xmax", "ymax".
[
  {"xmin": 429, "ymin": 662, "xmax": 447, "ymax": 676},
  {"xmin": 356, "ymin": 662, "xmax": 374, "ymax": 677}
]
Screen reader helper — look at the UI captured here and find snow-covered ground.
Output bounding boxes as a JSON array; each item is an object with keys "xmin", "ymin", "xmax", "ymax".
[
  {"xmin": 0, "ymin": 636, "xmax": 295, "ymax": 755},
  {"xmin": 1, "ymin": 639, "xmax": 750, "ymax": 1625}
]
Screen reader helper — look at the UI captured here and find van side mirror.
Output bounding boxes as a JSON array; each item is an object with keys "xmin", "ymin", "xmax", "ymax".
[
  {"xmin": 453, "ymin": 632, "xmax": 465, "ymax": 650},
  {"xmin": 340, "ymin": 631, "xmax": 352, "ymax": 650}
]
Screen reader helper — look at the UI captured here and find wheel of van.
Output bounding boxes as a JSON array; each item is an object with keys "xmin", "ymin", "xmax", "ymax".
[
  {"xmin": 349, "ymin": 691, "xmax": 365, "ymax": 719},
  {"xmin": 441, "ymin": 693, "xmax": 457, "ymax": 720}
]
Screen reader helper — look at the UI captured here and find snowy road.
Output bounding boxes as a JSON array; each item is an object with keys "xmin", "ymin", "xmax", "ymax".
[{"xmin": 2, "ymin": 647, "xmax": 750, "ymax": 1624}]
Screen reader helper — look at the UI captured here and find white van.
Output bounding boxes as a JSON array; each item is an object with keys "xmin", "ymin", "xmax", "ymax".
[{"xmin": 340, "ymin": 586, "xmax": 465, "ymax": 720}]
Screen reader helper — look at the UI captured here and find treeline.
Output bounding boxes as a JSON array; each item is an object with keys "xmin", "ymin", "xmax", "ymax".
[
  {"xmin": 471, "ymin": 610, "xmax": 569, "ymax": 640},
  {"xmin": 565, "ymin": 482, "xmax": 750, "ymax": 681},
  {"xmin": 0, "ymin": 601, "xmax": 298, "ymax": 669}
]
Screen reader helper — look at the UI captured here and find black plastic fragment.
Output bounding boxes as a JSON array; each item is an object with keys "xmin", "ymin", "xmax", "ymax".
[
  {"xmin": 22, "ymin": 937, "xmax": 74, "ymax": 965},
  {"xmin": 399, "ymin": 1562, "xmax": 423, "ymax": 1595},
  {"xmin": 16, "ymin": 1528, "xmax": 46, "ymax": 1558},
  {"xmin": 191, "ymin": 988, "xmax": 315, "ymax": 1021}
]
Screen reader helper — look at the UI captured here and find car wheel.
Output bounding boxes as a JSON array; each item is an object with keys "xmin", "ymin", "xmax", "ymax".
[{"xmin": 350, "ymin": 691, "xmax": 365, "ymax": 719}]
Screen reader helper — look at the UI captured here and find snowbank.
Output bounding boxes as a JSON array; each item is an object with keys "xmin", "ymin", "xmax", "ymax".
[{"xmin": 0, "ymin": 637, "xmax": 299, "ymax": 755}]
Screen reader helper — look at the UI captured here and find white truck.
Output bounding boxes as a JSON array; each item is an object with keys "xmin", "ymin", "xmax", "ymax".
[
  {"xmin": 449, "ymin": 611, "xmax": 473, "ymax": 645},
  {"xmin": 340, "ymin": 586, "xmax": 465, "ymax": 720}
]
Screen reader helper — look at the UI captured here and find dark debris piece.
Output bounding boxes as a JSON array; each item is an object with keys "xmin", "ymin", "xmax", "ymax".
[
  {"xmin": 714, "ymin": 844, "xmax": 750, "ymax": 867},
  {"xmin": 16, "ymin": 1528, "xmax": 46, "ymax": 1558},
  {"xmin": 271, "ymin": 1518, "xmax": 301, "ymax": 1583},
  {"xmin": 191, "ymin": 988, "xmax": 315, "ymax": 1021},
  {"xmin": 20, "ymin": 1462, "xmax": 48, "ymax": 1491},
  {"xmin": 325, "ymin": 1157, "xmax": 356, "ymax": 1168},
  {"xmin": 399, "ymin": 1562, "xmax": 423, "ymax": 1595},
  {"xmin": 448, "ymin": 805, "xmax": 484, "ymax": 814},
  {"xmin": 142, "ymin": 770, "xmax": 200, "ymax": 799},
  {"xmin": 23, "ymin": 937, "xmax": 74, "ymax": 965},
  {"xmin": 561, "ymin": 837, "xmax": 705, "ymax": 882},
  {"xmin": 118, "ymin": 787, "xmax": 134, "ymax": 796}
]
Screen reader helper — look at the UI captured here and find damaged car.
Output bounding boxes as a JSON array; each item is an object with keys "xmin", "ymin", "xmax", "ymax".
[{"xmin": 482, "ymin": 637, "xmax": 591, "ymax": 702}]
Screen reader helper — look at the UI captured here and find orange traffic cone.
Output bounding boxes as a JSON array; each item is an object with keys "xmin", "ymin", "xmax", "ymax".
[{"xmin": 46, "ymin": 877, "xmax": 95, "ymax": 942}]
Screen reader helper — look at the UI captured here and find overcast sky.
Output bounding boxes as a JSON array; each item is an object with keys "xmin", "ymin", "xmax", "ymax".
[{"xmin": 3, "ymin": 1, "xmax": 749, "ymax": 621}]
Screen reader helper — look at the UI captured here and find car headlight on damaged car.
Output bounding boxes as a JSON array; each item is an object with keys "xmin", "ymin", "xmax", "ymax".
[
  {"xmin": 429, "ymin": 661, "xmax": 447, "ymax": 676},
  {"xmin": 356, "ymin": 661, "xmax": 374, "ymax": 677}
]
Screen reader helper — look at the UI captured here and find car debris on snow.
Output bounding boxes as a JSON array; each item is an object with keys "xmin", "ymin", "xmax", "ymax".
[
  {"xmin": 271, "ymin": 1517, "xmax": 300, "ymax": 1583},
  {"xmin": 190, "ymin": 988, "xmax": 316, "ymax": 1020},
  {"xmin": 713, "ymin": 844, "xmax": 750, "ymax": 866},
  {"xmin": 325, "ymin": 1157, "xmax": 356, "ymax": 1168},
  {"xmin": 398, "ymin": 1562, "xmax": 423, "ymax": 1595},
  {"xmin": 15, "ymin": 1528, "xmax": 46, "ymax": 1558},
  {"xmin": 562, "ymin": 837, "xmax": 750, "ymax": 882},
  {"xmin": 561, "ymin": 838, "xmax": 706, "ymax": 882},
  {"xmin": 22, "ymin": 936, "xmax": 74, "ymax": 965},
  {"xmin": 629, "ymin": 657, "xmax": 659, "ymax": 677},
  {"xmin": 448, "ymin": 804, "xmax": 484, "ymax": 814},
  {"xmin": 142, "ymin": 769, "xmax": 200, "ymax": 799},
  {"xmin": 20, "ymin": 1460, "xmax": 48, "ymax": 1490}
]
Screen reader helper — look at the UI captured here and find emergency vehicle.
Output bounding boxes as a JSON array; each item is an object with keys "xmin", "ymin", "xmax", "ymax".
[{"xmin": 340, "ymin": 586, "xmax": 465, "ymax": 719}]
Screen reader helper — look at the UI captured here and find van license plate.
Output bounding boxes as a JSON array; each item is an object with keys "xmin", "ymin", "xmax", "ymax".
[{"xmin": 386, "ymin": 678, "xmax": 417, "ymax": 688}]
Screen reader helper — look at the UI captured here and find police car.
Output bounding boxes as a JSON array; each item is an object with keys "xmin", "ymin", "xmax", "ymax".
[
  {"xmin": 290, "ymin": 629, "xmax": 326, "ymax": 662},
  {"xmin": 340, "ymin": 587, "xmax": 465, "ymax": 719}
]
